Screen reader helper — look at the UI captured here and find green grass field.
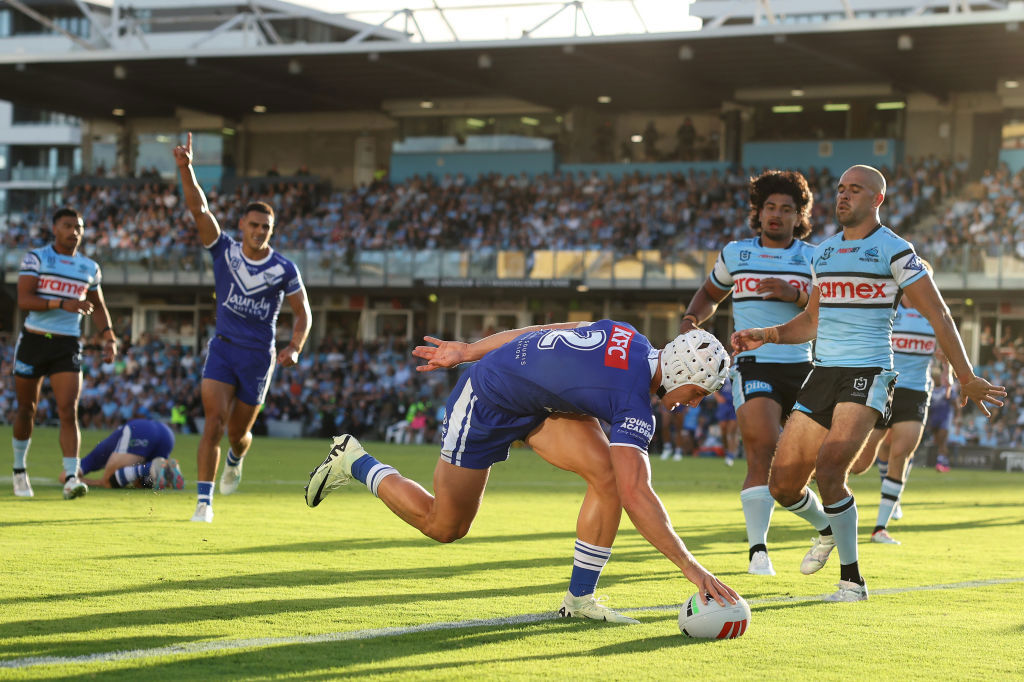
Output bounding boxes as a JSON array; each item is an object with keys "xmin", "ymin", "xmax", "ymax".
[{"xmin": 1, "ymin": 425, "xmax": 1022, "ymax": 680}]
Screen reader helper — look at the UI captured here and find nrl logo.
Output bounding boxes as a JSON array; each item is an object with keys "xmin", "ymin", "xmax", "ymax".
[
  {"xmin": 739, "ymin": 250, "xmax": 751, "ymax": 262},
  {"xmin": 853, "ymin": 377, "xmax": 868, "ymax": 391}
]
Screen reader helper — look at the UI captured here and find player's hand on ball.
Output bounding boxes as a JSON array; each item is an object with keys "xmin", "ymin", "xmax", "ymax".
[
  {"xmin": 686, "ymin": 568, "xmax": 740, "ymax": 607},
  {"xmin": 413, "ymin": 336, "xmax": 470, "ymax": 371}
]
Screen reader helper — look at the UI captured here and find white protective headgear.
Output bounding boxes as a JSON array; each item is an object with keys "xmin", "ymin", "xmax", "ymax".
[{"xmin": 659, "ymin": 329, "xmax": 731, "ymax": 396}]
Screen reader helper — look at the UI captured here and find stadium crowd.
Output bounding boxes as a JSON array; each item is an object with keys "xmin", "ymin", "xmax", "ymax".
[
  {"xmin": 2, "ymin": 321, "xmax": 1022, "ymax": 453},
  {"xmin": 5, "ymin": 156, "xmax": 1022, "ymax": 452},
  {"xmin": 2, "ymin": 157, "xmax": 964, "ymax": 261}
]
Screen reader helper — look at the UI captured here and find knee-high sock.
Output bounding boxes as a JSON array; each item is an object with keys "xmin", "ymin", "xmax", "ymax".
[
  {"xmin": 350, "ymin": 453, "xmax": 398, "ymax": 497},
  {"xmin": 568, "ymin": 539, "xmax": 612, "ymax": 597},
  {"xmin": 784, "ymin": 488, "xmax": 831, "ymax": 534},
  {"xmin": 824, "ymin": 495, "xmax": 859, "ymax": 566},
  {"xmin": 741, "ymin": 485, "xmax": 775, "ymax": 553},
  {"xmin": 876, "ymin": 477, "xmax": 905, "ymax": 530}
]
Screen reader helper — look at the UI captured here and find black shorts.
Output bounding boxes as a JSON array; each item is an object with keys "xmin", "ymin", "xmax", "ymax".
[
  {"xmin": 876, "ymin": 387, "xmax": 930, "ymax": 429},
  {"xmin": 793, "ymin": 366, "xmax": 897, "ymax": 430},
  {"xmin": 731, "ymin": 358, "xmax": 813, "ymax": 416},
  {"xmin": 12, "ymin": 330, "xmax": 83, "ymax": 378}
]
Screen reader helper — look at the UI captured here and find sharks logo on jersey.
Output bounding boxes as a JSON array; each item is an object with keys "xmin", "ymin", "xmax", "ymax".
[
  {"xmin": 710, "ymin": 237, "xmax": 814, "ymax": 363},
  {"xmin": 811, "ymin": 226, "xmax": 928, "ymax": 369},
  {"xmin": 208, "ymin": 233, "xmax": 304, "ymax": 350}
]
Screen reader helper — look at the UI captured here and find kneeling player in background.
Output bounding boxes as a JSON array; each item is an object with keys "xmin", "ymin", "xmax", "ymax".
[
  {"xmin": 306, "ymin": 320, "xmax": 739, "ymax": 623},
  {"xmin": 60, "ymin": 419, "xmax": 183, "ymax": 490}
]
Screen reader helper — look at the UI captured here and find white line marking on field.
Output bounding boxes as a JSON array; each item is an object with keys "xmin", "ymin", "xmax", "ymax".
[{"xmin": 3, "ymin": 577, "xmax": 1022, "ymax": 670}]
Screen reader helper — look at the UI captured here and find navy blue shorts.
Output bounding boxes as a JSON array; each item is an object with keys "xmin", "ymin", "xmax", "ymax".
[
  {"xmin": 440, "ymin": 371, "xmax": 545, "ymax": 470},
  {"xmin": 793, "ymin": 366, "xmax": 897, "ymax": 430},
  {"xmin": 202, "ymin": 335, "xmax": 275, "ymax": 406}
]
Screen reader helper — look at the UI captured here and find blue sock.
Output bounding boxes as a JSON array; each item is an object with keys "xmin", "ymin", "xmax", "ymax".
[
  {"xmin": 875, "ymin": 477, "xmax": 904, "ymax": 530},
  {"xmin": 785, "ymin": 488, "xmax": 831, "ymax": 533},
  {"xmin": 350, "ymin": 453, "xmax": 398, "ymax": 497},
  {"xmin": 63, "ymin": 457, "xmax": 80, "ymax": 479},
  {"xmin": 226, "ymin": 450, "xmax": 241, "ymax": 467},
  {"xmin": 12, "ymin": 438, "xmax": 30, "ymax": 470},
  {"xmin": 824, "ymin": 495, "xmax": 860, "ymax": 568},
  {"xmin": 114, "ymin": 463, "xmax": 151, "ymax": 488},
  {"xmin": 877, "ymin": 459, "xmax": 888, "ymax": 482},
  {"xmin": 740, "ymin": 485, "xmax": 775, "ymax": 554},
  {"xmin": 197, "ymin": 481, "xmax": 214, "ymax": 506},
  {"xmin": 568, "ymin": 540, "xmax": 612, "ymax": 597}
]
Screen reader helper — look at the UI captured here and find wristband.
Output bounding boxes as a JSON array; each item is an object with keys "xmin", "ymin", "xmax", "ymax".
[{"xmin": 682, "ymin": 314, "xmax": 700, "ymax": 327}]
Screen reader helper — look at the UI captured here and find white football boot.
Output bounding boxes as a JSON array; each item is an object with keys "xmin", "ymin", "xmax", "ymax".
[
  {"xmin": 748, "ymin": 550, "xmax": 776, "ymax": 576},
  {"xmin": 824, "ymin": 580, "xmax": 868, "ymax": 602},
  {"xmin": 149, "ymin": 457, "xmax": 168, "ymax": 491},
  {"xmin": 891, "ymin": 500, "xmax": 903, "ymax": 521},
  {"xmin": 800, "ymin": 534, "xmax": 837, "ymax": 575},
  {"xmin": 305, "ymin": 434, "xmax": 367, "ymax": 507},
  {"xmin": 62, "ymin": 476, "xmax": 88, "ymax": 500},
  {"xmin": 220, "ymin": 457, "xmax": 243, "ymax": 495},
  {"xmin": 557, "ymin": 592, "xmax": 639, "ymax": 624},
  {"xmin": 871, "ymin": 528, "xmax": 901, "ymax": 545},
  {"xmin": 13, "ymin": 470, "xmax": 33, "ymax": 498},
  {"xmin": 190, "ymin": 501, "xmax": 214, "ymax": 523}
]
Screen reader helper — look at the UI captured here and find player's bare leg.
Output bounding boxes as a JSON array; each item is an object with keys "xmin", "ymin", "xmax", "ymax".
[
  {"xmin": 814, "ymin": 402, "xmax": 878, "ymax": 599},
  {"xmin": 192, "ymin": 378, "xmax": 235, "ymax": 521},
  {"xmin": 374, "ymin": 462, "xmax": 490, "ymax": 543},
  {"xmin": 851, "ymin": 427, "xmax": 887, "ymax": 475},
  {"xmin": 50, "ymin": 371, "xmax": 86, "ymax": 498},
  {"xmin": 872, "ymin": 421, "xmax": 924, "ymax": 545},
  {"xmin": 769, "ymin": 412, "xmax": 838, "ymax": 576},
  {"xmin": 11, "ymin": 376, "xmax": 43, "ymax": 497},
  {"xmin": 219, "ymin": 399, "xmax": 260, "ymax": 495},
  {"xmin": 526, "ymin": 414, "xmax": 637, "ymax": 623},
  {"xmin": 736, "ymin": 397, "xmax": 783, "ymax": 575}
]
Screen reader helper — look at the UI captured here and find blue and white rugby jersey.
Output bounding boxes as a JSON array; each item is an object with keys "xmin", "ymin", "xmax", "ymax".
[
  {"xmin": 470, "ymin": 319, "xmax": 658, "ymax": 452},
  {"xmin": 710, "ymin": 237, "xmax": 814, "ymax": 363},
  {"xmin": 19, "ymin": 244, "xmax": 101, "ymax": 337},
  {"xmin": 812, "ymin": 225, "xmax": 928, "ymax": 369},
  {"xmin": 891, "ymin": 304, "xmax": 937, "ymax": 393},
  {"xmin": 207, "ymin": 233, "xmax": 304, "ymax": 351}
]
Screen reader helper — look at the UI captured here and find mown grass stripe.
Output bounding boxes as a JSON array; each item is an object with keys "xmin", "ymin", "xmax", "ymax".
[{"xmin": 4, "ymin": 577, "xmax": 1021, "ymax": 670}]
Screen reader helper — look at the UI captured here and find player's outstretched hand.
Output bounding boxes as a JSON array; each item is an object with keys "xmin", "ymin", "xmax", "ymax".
[
  {"xmin": 683, "ymin": 565, "xmax": 739, "ymax": 607},
  {"xmin": 413, "ymin": 336, "xmax": 470, "ymax": 371},
  {"xmin": 730, "ymin": 328, "xmax": 769, "ymax": 356},
  {"xmin": 172, "ymin": 132, "xmax": 193, "ymax": 167},
  {"xmin": 959, "ymin": 375, "xmax": 1007, "ymax": 418}
]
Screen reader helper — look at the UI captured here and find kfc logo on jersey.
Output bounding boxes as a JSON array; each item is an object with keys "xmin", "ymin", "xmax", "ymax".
[
  {"xmin": 893, "ymin": 333, "xmax": 936, "ymax": 355},
  {"xmin": 604, "ymin": 325, "xmax": 634, "ymax": 369}
]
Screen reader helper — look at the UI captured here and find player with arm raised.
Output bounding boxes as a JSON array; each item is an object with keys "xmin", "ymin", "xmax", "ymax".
[
  {"xmin": 174, "ymin": 132, "xmax": 311, "ymax": 523},
  {"xmin": 11, "ymin": 208, "xmax": 117, "ymax": 500},
  {"xmin": 680, "ymin": 169, "xmax": 815, "ymax": 577},
  {"xmin": 732, "ymin": 165, "xmax": 1005, "ymax": 602},
  {"xmin": 305, "ymin": 321, "xmax": 739, "ymax": 622}
]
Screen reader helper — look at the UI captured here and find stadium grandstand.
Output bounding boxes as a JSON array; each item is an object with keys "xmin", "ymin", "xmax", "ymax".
[{"xmin": 1, "ymin": 0, "xmax": 1023, "ymax": 466}]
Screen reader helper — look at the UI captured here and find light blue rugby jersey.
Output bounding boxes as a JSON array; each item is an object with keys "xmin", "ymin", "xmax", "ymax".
[
  {"xmin": 207, "ymin": 233, "xmax": 304, "ymax": 351},
  {"xmin": 812, "ymin": 225, "xmax": 928, "ymax": 369},
  {"xmin": 19, "ymin": 244, "xmax": 102, "ymax": 337},
  {"xmin": 891, "ymin": 304, "xmax": 937, "ymax": 393},
  {"xmin": 710, "ymin": 237, "xmax": 814, "ymax": 363}
]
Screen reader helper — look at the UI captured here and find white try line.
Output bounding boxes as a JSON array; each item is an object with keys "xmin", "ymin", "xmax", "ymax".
[{"xmin": 3, "ymin": 576, "xmax": 1023, "ymax": 670}]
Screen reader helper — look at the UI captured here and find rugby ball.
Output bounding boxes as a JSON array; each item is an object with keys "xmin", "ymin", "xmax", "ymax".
[{"xmin": 678, "ymin": 593, "xmax": 751, "ymax": 639}]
